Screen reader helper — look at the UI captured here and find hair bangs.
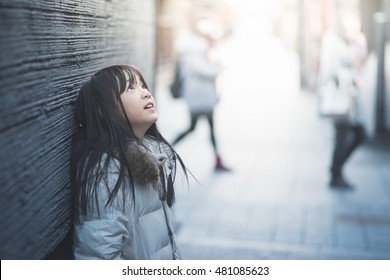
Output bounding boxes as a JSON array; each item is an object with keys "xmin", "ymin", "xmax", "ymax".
[{"xmin": 121, "ymin": 65, "xmax": 150, "ymax": 90}]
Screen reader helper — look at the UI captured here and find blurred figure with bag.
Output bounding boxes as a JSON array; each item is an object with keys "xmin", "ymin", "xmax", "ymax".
[
  {"xmin": 171, "ymin": 14, "xmax": 231, "ymax": 172},
  {"xmin": 318, "ymin": 9, "xmax": 367, "ymax": 189}
]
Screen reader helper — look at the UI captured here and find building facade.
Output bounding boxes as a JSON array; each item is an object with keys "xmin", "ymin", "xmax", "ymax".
[{"xmin": 0, "ymin": 0, "xmax": 157, "ymax": 259}]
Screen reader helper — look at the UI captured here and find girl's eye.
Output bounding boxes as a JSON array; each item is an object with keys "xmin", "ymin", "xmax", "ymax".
[
  {"xmin": 127, "ymin": 85, "xmax": 135, "ymax": 91},
  {"xmin": 142, "ymin": 84, "xmax": 147, "ymax": 89}
]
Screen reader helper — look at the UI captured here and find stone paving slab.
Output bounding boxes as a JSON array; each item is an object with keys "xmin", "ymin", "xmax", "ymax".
[{"xmin": 177, "ymin": 236, "xmax": 390, "ymax": 260}]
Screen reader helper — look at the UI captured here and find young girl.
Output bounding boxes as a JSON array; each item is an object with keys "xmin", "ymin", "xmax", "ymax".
[{"xmin": 71, "ymin": 64, "xmax": 187, "ymax": 259}]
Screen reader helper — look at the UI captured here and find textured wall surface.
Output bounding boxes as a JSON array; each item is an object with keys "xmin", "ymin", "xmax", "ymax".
[{"xmin": 0, "ymin": 0, "xmax": 156, "ymax": 259}]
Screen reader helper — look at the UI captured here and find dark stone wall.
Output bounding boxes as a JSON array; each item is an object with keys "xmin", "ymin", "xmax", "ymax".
[{"xmin": 0, "ymin": 0, "xmax": 156, "ymax": 259}]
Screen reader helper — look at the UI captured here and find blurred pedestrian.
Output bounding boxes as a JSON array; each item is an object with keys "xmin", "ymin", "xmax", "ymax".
[
  {"xmin": 318, "ymin": 10, "xmax": 367, "ymax": 189},
  {"xmin": 71, "ymin": 64, "xmax": 187, "ymax": 259},
  {"xmin": 172, "ymin": 16, "xmax": 231, "ymax": 172}
]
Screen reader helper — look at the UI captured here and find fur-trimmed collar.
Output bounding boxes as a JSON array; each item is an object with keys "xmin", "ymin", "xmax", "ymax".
[{"xmin": 126, "ymin": 142, "xmax": 161, "ymax": 187}]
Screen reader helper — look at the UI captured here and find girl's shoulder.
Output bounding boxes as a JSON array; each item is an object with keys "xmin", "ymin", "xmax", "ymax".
[
  {"xmin": 92, "ymin": 153, "xmax": 122, "ymax": 192},
  {"xmin": 100, "ymin": 153, "xmax": 121, "ymax": 174}
]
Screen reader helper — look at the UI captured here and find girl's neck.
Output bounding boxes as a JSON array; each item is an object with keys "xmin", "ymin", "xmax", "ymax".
[
  {"xmin": 134, "ymin": 131, "xmax": 145, "ymax": 141},
  {"xmin": 133, "ymin": 125, "xmax": 149, "ymax": 141}
]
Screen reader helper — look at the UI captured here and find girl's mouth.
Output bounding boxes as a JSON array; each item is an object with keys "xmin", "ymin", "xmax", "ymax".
[{"xmin": 144, "ymin": 102, "xmax": 154, "ymax": 109}]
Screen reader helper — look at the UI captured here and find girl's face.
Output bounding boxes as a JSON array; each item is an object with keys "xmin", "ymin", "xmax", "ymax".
[{"xmin": 120, "ymin": 73, "xmax": 157, "ymax": 138}]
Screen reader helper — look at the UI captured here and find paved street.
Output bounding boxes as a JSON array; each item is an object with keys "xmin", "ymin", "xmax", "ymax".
[{"xmin": 155, "ymin": 11, "xmax": 390, "ymax": 259}]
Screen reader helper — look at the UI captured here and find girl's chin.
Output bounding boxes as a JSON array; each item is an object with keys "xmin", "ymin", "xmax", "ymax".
[{"xmin": 147, "ymin": 117, "xmax": 158, "ymax": 127}]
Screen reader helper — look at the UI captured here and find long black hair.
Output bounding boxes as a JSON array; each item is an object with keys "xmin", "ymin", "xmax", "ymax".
[{"xmin": 71, "ymin": 65, "xmax": 187, "ymax": 223}]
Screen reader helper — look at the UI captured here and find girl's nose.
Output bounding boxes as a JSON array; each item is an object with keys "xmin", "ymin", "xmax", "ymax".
[{"xmin": 142, "ymin": 88, "xmax": 152, "ymax": 98}]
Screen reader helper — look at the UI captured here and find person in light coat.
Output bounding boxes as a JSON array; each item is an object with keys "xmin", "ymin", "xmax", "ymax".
[
  {"xmin": 172, "ymin": 16, "xmax": 231, "ymax": 172},
  {"xmin": 71, "ymin": 65, "xmax": 187, "ymax": 259},
  {"xmin": 317, "ymin": 10, "xmax": 367, "ymax": 189}
]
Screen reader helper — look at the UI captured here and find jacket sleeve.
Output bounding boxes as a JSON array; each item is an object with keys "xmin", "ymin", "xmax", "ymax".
[{"xmin": 74, "ymin": 166, "xmax": 132, "ymax": 260}]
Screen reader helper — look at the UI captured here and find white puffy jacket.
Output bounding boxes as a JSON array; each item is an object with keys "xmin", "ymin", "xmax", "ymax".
[{"xmin": 73, "ymin": 138, "xmax": 181, "ymax": 260}]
